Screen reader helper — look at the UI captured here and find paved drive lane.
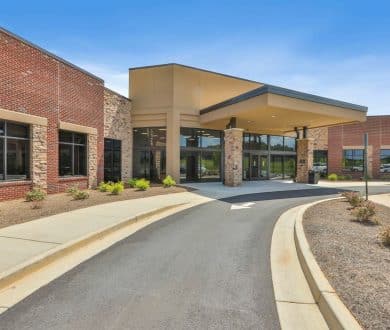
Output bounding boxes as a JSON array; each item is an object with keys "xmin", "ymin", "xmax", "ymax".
[{"xmin": 0, "ymin": 187, "xmax": 386, "ymax": 329}]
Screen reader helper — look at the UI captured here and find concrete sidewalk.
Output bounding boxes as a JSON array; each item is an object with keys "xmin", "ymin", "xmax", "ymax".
[{"xmin": 0, "ymin": 191, "xmax": 211, "ymax": 285}]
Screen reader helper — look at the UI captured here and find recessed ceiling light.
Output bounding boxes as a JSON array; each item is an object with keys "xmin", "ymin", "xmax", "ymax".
[{"xmin": 271, "ymin": 115, "xmax": 277, "ymax": 118}]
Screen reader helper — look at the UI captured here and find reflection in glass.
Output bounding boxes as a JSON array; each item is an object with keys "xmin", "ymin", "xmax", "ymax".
[
  {"xmin": 270, "ymin": 155, "xmax": 284, "ymax": 178},
  {"xmin": 284, "ymin": 156, "xmax": 296, "ymax": 178},
  {"xmin": 201, "ymin": 151, "xmax": 221, "ymax": 180},
  {"xmin": 342, "ymin": 149, "xmax": 364, "ymax": 172},
  {"xmin": 6, "ymin": 139, "xmax": 29, "ymax": 179},
  {"xmin": 270, "ymin": 136, "xmax": 284, "ymax": 151},
  {"xmin": 284, "ymin": 137, "xmax": 296, "ymax": 152}
]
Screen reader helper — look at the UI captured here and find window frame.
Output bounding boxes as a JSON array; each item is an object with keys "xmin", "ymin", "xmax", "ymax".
[
  {"xmin": 59, "ymin": 130, "xmax": 88, "ymax": 177},
  {"xmin": 0, "ymin": 120, "xmax": 30, "ymax": 181},
  {"xmin": 342, "ymin": 149, "xmax": 364, "ymax": 172}
]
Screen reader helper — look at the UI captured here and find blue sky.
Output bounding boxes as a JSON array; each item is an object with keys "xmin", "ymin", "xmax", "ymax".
[{"xmin": 1, "ymin": 1, "xmax": 390, "ymax": 115}]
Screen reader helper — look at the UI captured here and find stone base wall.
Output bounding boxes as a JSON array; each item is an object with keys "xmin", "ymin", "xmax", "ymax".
[
  {"xmin": 88, "ymin": 133, "xmax": 98, "ymax": 188},
  {"xmin": 31, "ymin": 124, "xmax": 48, "ymax": 190},
  {"xmin": 224, "ymin": 128, "xmax": 244, "ymax": 186},
  {"xmin": 296, "ymin": 138, "xmax": 314, "ymax": 183},
  {"xmin": 104, "ymin": 88, "xmax": 132, "ymax": 181}
]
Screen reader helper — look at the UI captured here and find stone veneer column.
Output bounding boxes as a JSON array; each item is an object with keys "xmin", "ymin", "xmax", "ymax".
[
  {"xmin": 88, "ymin": 133, "xmax": 98, "ymax": 188},
  {"xmin": 224, "ymin": 128, "xmax": 244, "ymax": 187},
  {"xmin": 296, "ymin": 138, "xmax": 314, "ymax": 183},
  {"xmin": 31, "ymin": 124, "xmax": 48, "ymax": 190}
]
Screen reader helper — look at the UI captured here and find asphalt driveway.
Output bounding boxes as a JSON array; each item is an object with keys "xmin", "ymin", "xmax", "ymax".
[{"xmin": 0, "ymin": 185, "xmax": 387, "ymax": 329}]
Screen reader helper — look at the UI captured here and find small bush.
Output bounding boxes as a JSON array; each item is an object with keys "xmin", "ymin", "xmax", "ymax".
[
  {"xmin": 127, "ymin": 178, "xmax": 137, "ymax": 188},
  {"xmin": 135, "ymin": 178, "xmax": 150, "ymax": 191},
  {"xmin": 72, "ymin": 189, "xmax": 89, "ymax": 200},
  {"xmin": 341, "ymin": 191, "xmax": 363, "ymax": 208},
  {"xmin": 162, "ymin": 175, "xmax": 176, "ymax": 188},
  {"xmin": 338, "ymin": 175, "xmax": 345, "ymax": 180},
  {"xmin": 352, "ymin": 201, "xmax": 378, "ymax": 224},
  {"xmin": 378, "ymin": 226, "xmax": 390, "ymax": 246},
  {"xmin": 328, "ymin": 173, "xmax": 338, "ymax": 181},
  {"xmin": 110, "ymin": 182, "xmax": 124, "ymax": 195},
  {"xmin": 98, "ymin": 181, "xmax": 111, "ymax": 192},
  {"xmin": 343, "ymin": 174, "xmax": 353, "ymax": 180},
  {"xmin": 66, "ymin": 185, "xmax": 79, "ymax": 196},
  {"xmin": 26, "ymin": 188, "xmax": 46, "ymax": 202}
]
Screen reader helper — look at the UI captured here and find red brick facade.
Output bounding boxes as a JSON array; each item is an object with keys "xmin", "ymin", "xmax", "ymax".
[
  {"xmin": 0, "ymin": 29, "xmax": 104, "ymax": 200},
  {"xmin": 327, "ymin": 116, "xmax": 390, "ymax": 179}
]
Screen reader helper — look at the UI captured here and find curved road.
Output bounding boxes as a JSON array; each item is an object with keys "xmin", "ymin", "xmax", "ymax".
[{"xmin": 0, "ymin": 186, "xmax": 385, "ymax": 329}]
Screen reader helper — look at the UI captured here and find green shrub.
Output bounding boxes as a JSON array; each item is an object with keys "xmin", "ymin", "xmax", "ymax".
[
  {"xmin": 343, "ymin": 174, "xmax": 353, "ymax": 180},
  {"xmin": 328, "ymin": 173, "xmax": 338, "ymax": 181},
  {"xmin": 162, "ymin": 175, "xmax": 176, "ymax": 188},
  {"xmin": 110, "ymin": 182, "xmax": 124, "ymax": 195},
  {"xmin": 66, "ymin": 185, "xmax": 79, "ymax": 196},
  {"xmin": 72, "ymin": 189, "xmax": 89, "ymax": 200},
  {"xmin": 127, "ymin": 178, "xmax": 137, "ymax": 188},
  {"xmin": 338, "ymin": 175, "xmax": 345, "ymax": 180},
  {"xmin": 352, "ymin": 201, "xmax": 378, "ymax": 224},
  {"xmin": 98, "ymin": 181, "xmax": 111, "ymax": 192},
  {"xmin": 135, "ymin": 178, "xmax": 150, "ymax": 191},
  {"xmin": 378, "ymin": 225, "xmax": 390, "ymax": 246},
  {"xmin": 26, "ymin": 188, "xmax": 46, "ymax": 202}
]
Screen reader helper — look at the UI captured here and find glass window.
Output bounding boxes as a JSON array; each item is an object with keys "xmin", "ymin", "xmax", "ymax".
[
  {"xmin": 180, "ymin": 128, "xmax": 200, "ymax": 148},
  {"xmin": 201, "ymin": 130, "xmax": 221, "ymax": 149},
  {"xmin": 313, "ymin": 150, "xmax": 328, "ymax": 175},
  {"xmin": 201, "ymin": 151, "xmax": 221, "ymax": 180},
  {"xmin": 380, "ymin": 149, "xmax": 390, "ymax": 175},
  {"xmin": 270, "ymin": 155, "xmax": 284, "ymax": 178},
  {"xmin": 133, "ymin": 128, "xmax": 149, "ymax": 148},
  {"xmin": 149, "ymin": 128, "xmax": 166, "ymax": 148},
  {"xmin": 0, "ymin": 121, "xmax": 30, "ymax": 181},
  {"xmin": 59, "ymin": 130, "xmax": 87, "ymax": 176},
  {"xmin": 284, "ymin": 156, "xmax": 296, "ymax": 178},
  {"xmin": 243, "ymin": 134, "xmax": 268, "ymax": 150},
  {"xmin": 270, "ymin": 136, "xmax": 284, "ymax": 151},
  {"xmin": 342, "ymin": 149, "xmax": 364, "ymax": 172},
  {"xmin": 284, "ymin": 137, "xmax": 296, "ymax": 152}
]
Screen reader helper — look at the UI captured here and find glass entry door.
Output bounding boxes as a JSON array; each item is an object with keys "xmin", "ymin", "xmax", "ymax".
[
  {"xmin": 250, "ymin": 154, "xmax": 260, "ymax": 180},
  {"xmin": 243, "ymin": 153, "xmax": 268, "ymax": 180}
]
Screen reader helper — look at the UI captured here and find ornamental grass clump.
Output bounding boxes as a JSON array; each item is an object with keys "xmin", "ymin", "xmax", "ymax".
[
  {"xmin": 162, "ymin": 175, "xmax": 176, "ymax": 188},
  {"xmin": 378, "ymin": 226, "xmax": 390, "ymax": 246},
  {"xmin": 352, "ymin": 200, "xmax": 378, "ymax": 224},
  {"xmin": 25, "ymin": 188, "xmax": 46, "ymax": 209},
  {"xmin": 109, "ymin": 182, "xmax": 124, "ymax": 195},
  {"xmin": 98, "ymin": 181, "xmax": 111, "ymax": 192},
  {"xmin": 127, "ymin": 178, "xmax": 137, "ymax": 188},
  {"xmin": 72, "ymin": 189, "xmax": 89, "ymax": 200},
  {"xmin": 135, "ymin": 178, "xmax": 150, "ymax": 191},
  {"xmin": 341, "ymin": 191, "xmax": 363, "ymax": 208}
]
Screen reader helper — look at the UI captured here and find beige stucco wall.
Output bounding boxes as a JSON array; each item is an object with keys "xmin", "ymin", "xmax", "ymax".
[
  {"xmin": 129, "ymin": 64, "xmax": 261, "ymax": 181},
  {"xmin": 104, "ymin": 88, "xmax": 132, "ymax": 181}
]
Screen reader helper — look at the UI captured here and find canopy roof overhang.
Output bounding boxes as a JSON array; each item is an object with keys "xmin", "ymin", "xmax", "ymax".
[{"xmin": 199, "ymin": 84, "xmax": 367, "ymax": 134}]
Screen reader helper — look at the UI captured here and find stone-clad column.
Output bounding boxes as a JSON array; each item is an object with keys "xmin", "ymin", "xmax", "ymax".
[
  {"xmin": 224, "ymin": 128, "xmax": 244, "ymax": 186},
  {"xmin": 88, "ymin": 133, "xmax": 98, "ymax": 188},
  {"xmin": 31, "ymin": 124, "xmax": 48, "ymax": 190},
  {"xmin": 296, "ymin": 138, "xmax": 314, "ymax": 183}
]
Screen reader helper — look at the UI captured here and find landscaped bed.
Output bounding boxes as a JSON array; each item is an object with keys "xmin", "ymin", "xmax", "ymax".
[
  {"xmin": 0, "ymin": 184, "xmax": 191, "ymax": 229},
  {"xmin": 303, "ymin": 197, "xmax": 390, "ymax": 330}
]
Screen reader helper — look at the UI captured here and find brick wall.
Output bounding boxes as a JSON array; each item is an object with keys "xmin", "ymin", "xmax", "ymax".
[
  {"xmin": 0, "ymin": 29, "xmax": 104, "ymax": 200},
  {"xmin": 328, "ymin": 116, "xmax": 390, "ymax": 179}
]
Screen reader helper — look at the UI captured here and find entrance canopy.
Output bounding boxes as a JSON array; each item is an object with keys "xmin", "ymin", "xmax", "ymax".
[{"xmin": 200, "ymin": 84, "xmax": 367, "ymax": 134}]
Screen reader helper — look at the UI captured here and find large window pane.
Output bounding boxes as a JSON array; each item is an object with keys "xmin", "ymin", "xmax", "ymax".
[
  {"xmin": 0, "ymin": 139, "xmax": 3, "ymax": 179},
  {"xmin": 313, "ymin": 150, "xmax": 328, "ymax": 175},
  {"xmin": 270, "ymin": 136, "xmax": 284, "ymax": 151},
  {"xmin": 150, "ymin": 128, "xmax": 166, "ymax": 147},
  {"xmin": 180, "ymin": 151, "xmax": 200, "ymax": 182},
  {"xmin": 59, "ymin": 144, "xmax": 72, "ymax": 176},
  {"xmin": 133, "ymin": 128, "xmax": 149, "ymax": 148},
  {"xmin": 380, "ymin": 149, "xmax": 390, "ymax": 176},
  {"xmin": 201, "ymin": 151, "xmax": 221, "ymax": 180},
  {"xmin": 7, "ymin": 122, "xmax": 29, "ymax": 138},
  {"xmin": 284, "ymin": 137, "xmax": 296, "ymax": 152},
  {"xmin": 133, "ymin": 150, "xmax": 150, "ymax": 179},
  {"xmin": 6, "ymin": 139, "xmax": 29, "ymax": 180},
  {"xmin": 284, "ymin": 156, "xmax": 296, "ymax": 178},
  {"xmin": 180, "ymin": 128, "xmax": 200, "ymax": 148},
  {"xmin": 59, "ymin": 130, "xmax": 87, "ymax": 176},
  {"xmin": 201, "ymin": 130, "xmax": 221, "ymax": 149},
  {"xmin": 74, "ymin": 145, "xmax": 87, "ymax": 175},
  {"xmin": 343, "ymin": 149, "xmax": 364, "ymax": 172},
  {"xmin": 270, "ymin": 155, "xmax": 284, "ymax": 178}
]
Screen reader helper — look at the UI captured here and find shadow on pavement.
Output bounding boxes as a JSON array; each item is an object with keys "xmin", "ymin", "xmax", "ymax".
[{"xmin": 218, "ymin": 188, "xmax": 346, "ymax": 204}]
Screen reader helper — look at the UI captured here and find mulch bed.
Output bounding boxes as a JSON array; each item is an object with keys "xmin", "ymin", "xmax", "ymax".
[
  {"xmin": 0, "ymin": 185, "xmax": 191, "ymax": 229},
  {"xmin": 303, "ymin": 198, "xmax": 390, "ymax": 330}
]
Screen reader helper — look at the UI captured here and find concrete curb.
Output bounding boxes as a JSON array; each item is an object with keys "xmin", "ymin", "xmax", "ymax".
[
  {"xmin": 0, "ymin": 203, "xmax": 185, "ymax": 292},
  {"xmin": 294, "ymin": 198, "xmax": 362, "ymax": 330}
]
